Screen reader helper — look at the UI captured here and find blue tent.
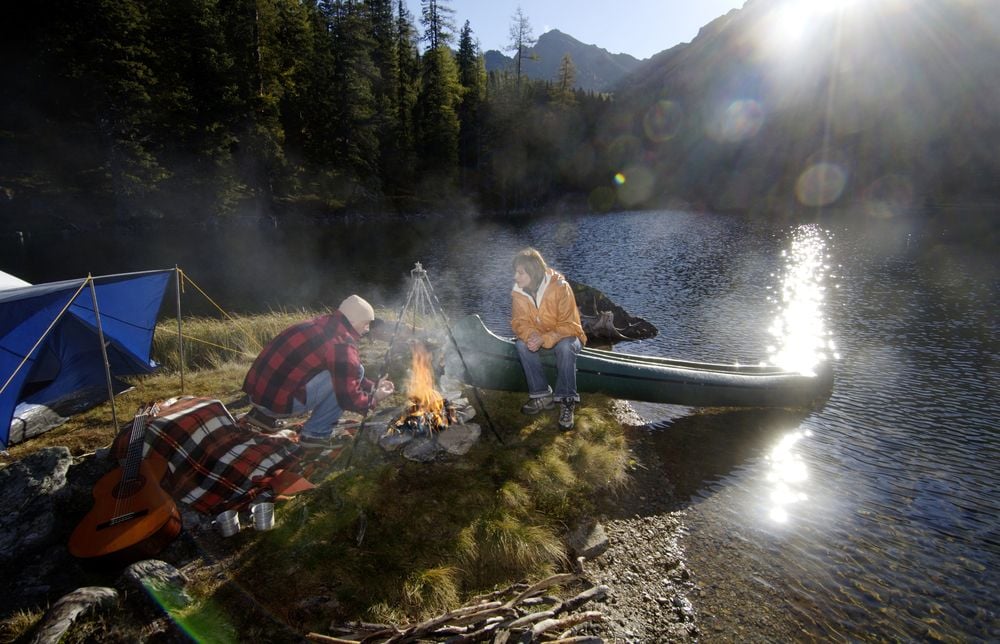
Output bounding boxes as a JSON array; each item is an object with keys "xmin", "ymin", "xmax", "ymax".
[{"xmin": 1, "ymin": 269, "xmax": 173, "ymax": 448}]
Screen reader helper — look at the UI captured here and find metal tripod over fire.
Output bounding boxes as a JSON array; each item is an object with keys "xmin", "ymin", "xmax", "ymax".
[{"xmin": 349, "ymin": 263, "xmax": 501, "ymax": 462}]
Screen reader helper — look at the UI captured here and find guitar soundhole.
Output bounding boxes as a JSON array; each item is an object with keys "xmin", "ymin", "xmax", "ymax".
[{"xmin": 113, "ymin": 475, "xmax": 147, "ymax": 499}]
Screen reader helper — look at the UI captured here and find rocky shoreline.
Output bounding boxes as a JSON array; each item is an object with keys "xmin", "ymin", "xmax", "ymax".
[{"xmin": 574, "ymin": 402, "xmax": 699, "ymax": 641}]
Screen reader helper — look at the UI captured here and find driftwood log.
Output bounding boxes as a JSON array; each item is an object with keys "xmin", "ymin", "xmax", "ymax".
[
  {"xmin": 306, "ymin": 567, "xmax": 608, "ymax": 643},
  {"xmin": 567, "ymin": 279, "xmax": 657, "ymax": 346}
]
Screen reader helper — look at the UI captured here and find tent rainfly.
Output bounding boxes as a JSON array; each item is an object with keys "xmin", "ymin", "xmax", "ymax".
[{"xmin": 0, "ymin": 269, "xmax": 173, "ymax": 448}]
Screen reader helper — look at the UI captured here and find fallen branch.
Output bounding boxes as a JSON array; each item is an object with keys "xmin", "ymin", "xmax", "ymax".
[
  {"xmin": 314, "ymin": 571, "xmax": 607, "ymax": 643},
  {"xmin": 530, "ymin": 611, "xmax": 604, "ymax": 638}
]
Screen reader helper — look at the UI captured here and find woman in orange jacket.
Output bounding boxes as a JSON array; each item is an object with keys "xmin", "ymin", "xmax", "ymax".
[{"xmin": 510, "ymin": 248, "xmax": 587, "ymax": 430}]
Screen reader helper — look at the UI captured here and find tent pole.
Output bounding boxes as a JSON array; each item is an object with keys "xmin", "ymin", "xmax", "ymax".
[
  {"xmin": 88, "ymin": 275, "xmax": 120, "ymax": 432},
  {"xmin": 175, "ymin": 265, "xmax": 185, "ymax": 393}
]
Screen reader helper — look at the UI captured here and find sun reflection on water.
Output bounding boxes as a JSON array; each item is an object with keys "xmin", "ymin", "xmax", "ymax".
[
  {"xmin": 759, "ymin": 224, "xmax": 836, "ymax": 524},
  {"xmin": 766, "ymin": 224, "xmax": 837, "ymax": 375},
  {"xmin": 765, "ymin": 429, "xmax": 812, "ymax": 523}
]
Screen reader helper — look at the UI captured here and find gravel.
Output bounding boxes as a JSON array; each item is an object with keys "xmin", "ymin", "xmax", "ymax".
[{"xmin": 575, "ymin": 403, "xmax": 699, "ymax": 641}]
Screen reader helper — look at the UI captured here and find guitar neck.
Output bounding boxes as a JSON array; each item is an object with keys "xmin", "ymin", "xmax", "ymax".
[{"xmin": 121, "ymin": 405, "xmax": 156, "ymax": 483}]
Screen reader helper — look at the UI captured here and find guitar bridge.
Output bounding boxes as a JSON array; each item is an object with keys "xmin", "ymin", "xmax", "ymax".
[{"xmin": 97, "ymin": 508, "xmax": 149, "ymax": 530}]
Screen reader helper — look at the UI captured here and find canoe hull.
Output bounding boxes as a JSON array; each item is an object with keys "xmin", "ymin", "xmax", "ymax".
[{"xmin": 448, "ymin": 315, "xmax": 833, "ymax": 409}]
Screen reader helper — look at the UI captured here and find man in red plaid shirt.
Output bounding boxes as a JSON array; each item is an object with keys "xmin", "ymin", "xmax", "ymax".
[{"xmin": 242, "ymin": 294, "xmax": 395, "ymax": 445}]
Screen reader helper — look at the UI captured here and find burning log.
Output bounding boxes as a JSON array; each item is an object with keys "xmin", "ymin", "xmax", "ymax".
[
  {"xmin": 390, "ymin": 397, "xmax": 459, "ymax": 436},
  {"xmin": 388, "ymin": 343, "xmax": 457, "ymax": 436}
]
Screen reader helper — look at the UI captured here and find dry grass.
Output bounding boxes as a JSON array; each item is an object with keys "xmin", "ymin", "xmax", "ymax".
[
  {"xmin": 0, "ymin": 608, "xmax": 42, "ymax": 644},
  {"xmin": 3, "ymin": 310, "xmax": 632, "ymax": 638}
]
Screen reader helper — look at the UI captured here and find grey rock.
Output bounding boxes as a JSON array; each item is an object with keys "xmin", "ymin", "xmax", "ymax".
[
  {"xmin": 117, "ymin": 559, "xmax": 193, "ymax": 613},
  {"xmin": 402, "ymin": 436, "xmax": 440, "ymax": 462},
  {"xmin": 0, "ymin": 447, "xmax": 72, "ymax": 564},
  {"xmin": 378, "ymin": 430, "xmax": 414, "ymax": 452},
  {"xmin": 436, "ymin": 422, "xmax": 481, "ymax": 456},
  {"xmin": 565, "ymin": 519, "xmax": 610, "ymax": 560}
]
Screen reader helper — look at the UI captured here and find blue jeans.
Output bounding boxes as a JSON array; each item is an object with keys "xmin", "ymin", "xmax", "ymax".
[
  {"xmin": 515, "ymin": 337, "xmax": 582, "ymax": 402},
  {"xmin": 293, "ymin": 371, "xmax": 345, "ymax": 438}
]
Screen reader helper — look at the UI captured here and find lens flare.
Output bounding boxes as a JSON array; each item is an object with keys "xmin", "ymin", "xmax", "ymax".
[
  {"xmin": 615, "ymin": 165, "xmax": 655, "ymax": 207},
  {"xmin": 706, "ymin": 99, "xmax": 765, "ymax": 143},
  {"xmin": 862, "ymin": 174, "xmax": 914, "ymax": 220},
  {"xmin": 795, "ymin": 162, "xmax": 848, "ymax": 207},
  {"xmin": 643, "ymin": 99, "xmax": 684, "ymax": 142}
]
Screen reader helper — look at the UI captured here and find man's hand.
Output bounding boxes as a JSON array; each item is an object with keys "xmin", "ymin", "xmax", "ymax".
[
  {"xmin": 373, "ymin": 379, "xmax": 395, "ymax": 403},
  {"xmin": 526, "ymin": 332, "xmax": 543, "ymax": 352}
]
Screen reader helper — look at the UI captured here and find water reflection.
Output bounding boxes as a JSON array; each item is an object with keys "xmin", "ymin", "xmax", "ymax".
[
  {"xmin": 645, "ymin": 407, "xmax": 812, "ymax": 503},
  {"xmin": 765, "ymin": 429, "xmax": 811, "ymax": 523},
  {"xmin": 766, "ymin": 224, "xmax": 837, "ymax": 375}
]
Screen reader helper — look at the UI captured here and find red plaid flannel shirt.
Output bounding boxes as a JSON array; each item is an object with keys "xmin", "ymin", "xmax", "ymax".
[{"xmin": 242, "ymin": 311, "xmax": 375, "ymax": 414}]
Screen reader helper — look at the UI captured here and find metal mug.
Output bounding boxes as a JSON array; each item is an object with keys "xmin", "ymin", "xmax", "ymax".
[
  {"xmin": 214, "ymin": 509, "xmax": 241, "ymax": 537},
  {"xmin": 250, "ymin": 502, "xmax": 275, "ymax": 531}
]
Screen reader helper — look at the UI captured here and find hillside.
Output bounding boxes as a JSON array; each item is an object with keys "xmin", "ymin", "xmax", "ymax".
[
  {"xmin": 605, "ymin": 0, "xmax": 1000, "ymax": 216},
  {"xmin": 485, "ymin": 29, "xmax": 642, "ymax": 92}
]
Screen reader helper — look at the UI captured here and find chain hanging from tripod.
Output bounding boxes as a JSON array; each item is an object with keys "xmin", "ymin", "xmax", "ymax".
[{"xmin": 403, "ymin": 262, "xmax": 437, "ymax": 334}]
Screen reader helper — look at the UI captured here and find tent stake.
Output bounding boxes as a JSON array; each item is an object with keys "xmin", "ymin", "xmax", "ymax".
[{"xmin": 88, "ymin": 275, "xmax": 120, "ymax": 432}]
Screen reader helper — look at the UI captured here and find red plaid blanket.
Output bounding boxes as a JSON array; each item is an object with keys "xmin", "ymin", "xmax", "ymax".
[{"xmin": 113, "ymin": 397, "xmax": 303, "ymax": 515}]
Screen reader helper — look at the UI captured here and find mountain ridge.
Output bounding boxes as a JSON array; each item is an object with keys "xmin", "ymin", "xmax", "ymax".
[{"xmin": 483, "ymin": 29, "xmax": 644, "ymax": 92}]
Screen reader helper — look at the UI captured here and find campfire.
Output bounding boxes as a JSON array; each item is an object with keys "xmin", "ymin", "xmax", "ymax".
[{"xmin": 389, "ymin": 343, "xmax": 458, "ymax": 436}]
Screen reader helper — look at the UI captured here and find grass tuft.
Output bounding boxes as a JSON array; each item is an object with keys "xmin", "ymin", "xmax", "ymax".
[{"xmin": 0, "ymin": 608, "xmax": 42, "ymax": 643}]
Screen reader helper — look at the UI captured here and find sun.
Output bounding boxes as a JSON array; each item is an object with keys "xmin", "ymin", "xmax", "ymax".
[
  {"xmin": 766, "ymin": 0, "xmax": 869, "ymax": 49},
  {"xmin": 772, "ymin": 2, "xmax": 811, "ymax": 45}
]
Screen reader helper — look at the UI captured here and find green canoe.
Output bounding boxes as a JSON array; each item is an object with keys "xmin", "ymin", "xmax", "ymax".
[{"xmin": 448, "ymin": 315, "xmax": 834, "ymax": 409}]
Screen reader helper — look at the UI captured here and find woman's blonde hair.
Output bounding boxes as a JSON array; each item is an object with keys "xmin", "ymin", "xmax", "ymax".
[{"xmin": 512, "ymin": 248, "xmax": 548, "ymax": 291}]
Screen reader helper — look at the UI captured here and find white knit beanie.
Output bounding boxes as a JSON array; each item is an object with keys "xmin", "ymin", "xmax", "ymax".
[{"xmin": 338, "ymin": 294, "xmax": 375, "ymax": 331}]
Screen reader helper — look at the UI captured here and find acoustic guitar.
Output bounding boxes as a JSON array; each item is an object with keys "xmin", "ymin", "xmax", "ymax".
[{"xmin": 69, "ymin": 403, "xmax": 182, "ymax": 565}]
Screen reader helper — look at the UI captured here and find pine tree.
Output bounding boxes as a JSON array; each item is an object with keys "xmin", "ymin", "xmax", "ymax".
[
  {"xmin": 553, "ymin": 54, "xmax": 577, "ymax": 106},
  {"xmin": 420, "ymin": 0, "xmax": 455, "ymax": 50},
  {"xmin": 59, "ymin": 0, "xmax": 168, "ymax": 217},
  {"xmin": 456, "ymin": 20, "xmax": 486, "ymax": 187},
  {"xmin": 415, "ymin": 45, "xmax": 461, "ymax": 190},
  {"xmin": 390, "ymin": 0, "xmax": 421, "ymax": 200},
  {"xmin": 326, "ymin": 0, "xmax": 381, "ymax": 203}
]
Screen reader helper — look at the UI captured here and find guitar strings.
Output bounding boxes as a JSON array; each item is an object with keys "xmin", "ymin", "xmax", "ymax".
[{"xmin": 113, "ymin": 403, "xmax": 153, "ymax": 522}]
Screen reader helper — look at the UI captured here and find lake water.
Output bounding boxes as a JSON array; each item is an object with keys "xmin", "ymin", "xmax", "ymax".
[{"xmin": 3, "ymin": 209, "xmax": 997, "ymax": 640}]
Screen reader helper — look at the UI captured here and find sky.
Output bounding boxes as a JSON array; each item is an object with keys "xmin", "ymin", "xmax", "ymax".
[{"xmin": 405, "ymin": 0, "xmax": 747, "ymax": 60}]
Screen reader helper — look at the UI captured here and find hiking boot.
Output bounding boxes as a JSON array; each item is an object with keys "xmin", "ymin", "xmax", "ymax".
[
  {"xmin": 245, "ymin": 407, "xmax": 282, "ymax": 431},
  {"xmin": 521, "ymin": 396, "xmax": 554, "ymax": 415},
  {"xmin": 558, "ymin": 401, "xmax": 575, "ymax": 431},
  {"xmin": 298, "ymin": 432, "xmax": 354, "ymax": 450}
]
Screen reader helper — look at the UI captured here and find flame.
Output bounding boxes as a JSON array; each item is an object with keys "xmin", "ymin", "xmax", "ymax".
[
  {"xmin": 390, "ymin": 342, "xmax": 457, "ymax": 435},
  {"xmin": 407, "ymin": 343, "xmax": 444, "ymax": 415}
]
